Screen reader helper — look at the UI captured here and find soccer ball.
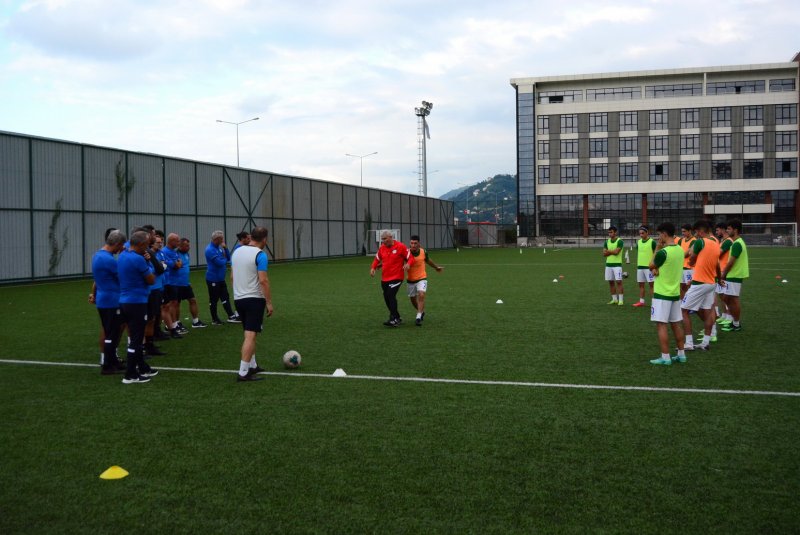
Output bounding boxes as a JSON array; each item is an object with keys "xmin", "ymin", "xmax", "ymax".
[
  {"xmin": 622, "ymin": 271, "xmax": 629, "ymax": 279},
  {"xmin": 282, "ymin": 350, "xmax": 302, "ymax": 369}
]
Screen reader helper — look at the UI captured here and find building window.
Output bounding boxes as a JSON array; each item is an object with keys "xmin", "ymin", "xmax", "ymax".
[
  {"xmin": 619, "ymin": 111, "xmax": 638, "ymax": 131},
  {"xmin": 619, "ymin": 163, "xmax": 639, "ymax": 182},
  {"xmin": 538, "ymin": 166, "xmax": 550, "ymax": 184},
  {"xmin": 776, "ymin": 104, "xmax": 798, "ymax": 125},
  {"xmin": 707, "ymin": 80, "xmax": 766, "ymax": 94},
  {"xmin": 769, "ymin": 79, "xmax": 796, "ymax": 92},
  {"xmin": 560, "ymin": 114, "xmax": 578, "ymax": 133},
  {"xmin": 743, "ymin": 132, "xmax": 763, "ymax": 153},
  {"xmin": 743, "ymin": 159, "xmax": 763, "ymax": 179},
  {"xmin": 743, "ymin": 106, "xmax": 763, "ymax": 126},
  {"xmin": 649, "ymin": 135, "xmax": 669, "ymax": 156},
  {"xmin": 712, "ymin": 107, "xmax": 731, "ymax": 127},
  {"xmin": 712, "ymin": 133, "xmax": 731, "ymax": 154},
  {"xmin": 712, "ymin": 161, "xmax": 732, "ymax": 180},
  {"xmin": 539, "ymin": 195, "xmax": 584, "ymax": 236},
  {"xmin": 649, "ymin": 110, "xmax": 668, "ymax": 130},
  {"xmin": 537, "ymin": 116, "xmax": 549, "ymax": 134},
  {"xmin": 538, "ymin": 89, "xmax": 583, "ymax": 104},
  {"xmin": 589, "ymin": 164, "xmax": 608, "ymax": 183},
  {"xmin": 560, "ymin": 165, "xmax": 579, "ymax": 184},
  {"xmin": 680, "ymin": 161, "xmax": 700, "ymax": 180},
  {"xmin": 776, "ymin": 131, "xmax": 798, "ymax": 152},
  {"xmin": 589, "ymin": 112, "xmax": 608, "ymax": 132},
  {"xmin": 680, "ymin": 108, "xmax": 699, "ymax": 128},
  {"xmin": 589, "ymin": 138, "xmax": 608, "ymax": 157},
  {"xmin": 650, "ymin": 162, "xmax": 669, "ymax": 181},
  {"xmin": 587, "ymin": 194, "xmax": 642, "ymax": 236},
  {"xmin": 647, "ymin": 193, "xmax": 704, "ymax": 228},
  {"xmin": 680, "ymin": 134, "xmax": 699, "ymax": 155},
  {"xmin": 776, "ymin": 158, "xmax": 798, "ymax": 178},
  {"xmin": 586, "ymin": 86, "xmax": 642, "ymax": 101},
  {"xmin": 619, "ymin": 137, "xmax": 638, "ymax": 157},
  {"xmin": 645, "ymin": 83, "xmax": 702, "ymax": 98},
  {"xmin": 560, "ymin": 139, "xmax": 578, "ymax": 158},
  {"xmin": 538, "ymin": 140, "xmax": 549, "ymax": 160}
]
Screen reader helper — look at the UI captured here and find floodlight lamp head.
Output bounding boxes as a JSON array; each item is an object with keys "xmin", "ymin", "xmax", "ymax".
[{"xmin": 422, "ymin": 101, "xmax": 433, "ymax": 111}]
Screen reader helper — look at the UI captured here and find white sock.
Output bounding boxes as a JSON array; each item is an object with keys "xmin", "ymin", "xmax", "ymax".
[
  {"xmin": 677, "ymin": 349, "xmax": 686, "ymax": 357},
  {"xmin": 702, "ymin": 335, "xmax": 711, "ymax": 346},
  {"xmin": 733, "ymin": 320, "xmax": 740, "ymax": 327},
  {"xmin": 711, "ymin": 325, "xmax": 717, "ymax": 336},
  {"xmin": 100, "ymin": 352, "xmax": 105, "ymax": 365},
  {"xmin": 715, "ymin": 306, "xmax": 720, "ymax": 316},
  {"xmin": 238, "ymin": 360, "xmax": 250, "ymax": 377},
  {"xmin": 416, "ymin": 313, "xmax": 422, "ymax": 319},
  {"xmin": 661, "ymin": 353, "xmax": 670, "ymax": 360},
  {"xmin": 249, "ymin": 357, "xmax": 258, "ymax": 369},
  {"xmin": 685, "ymin": 336, "xmax": 694, "ymax": 346},
  {"xmin": 171, "ymin": 321, "xmax": 179, "ymax": 329},
  {"xmin": 192, "ymin": 318, "xmax": 200, "ymax": 324},
  {"xmin": 639, "ymin": 298, "xmax": 645, "ymax": 304},
  {"xmin": 612, "ymin": 295, "xmax": 618, "ymax": 302},
  {"xmin": 726, "ymin": 314, "xmax": 734, "ymax": 321},
  {"xmin": 618, "ymin": 295, "xmax": 623, "ymax": 302}
]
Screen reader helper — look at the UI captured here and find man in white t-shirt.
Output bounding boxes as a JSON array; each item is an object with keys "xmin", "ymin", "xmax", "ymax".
[{"xmin": 231, "ymin": 226, "xmax": 273, "ymax": 382}]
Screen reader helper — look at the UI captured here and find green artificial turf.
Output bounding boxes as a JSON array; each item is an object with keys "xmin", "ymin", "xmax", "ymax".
[{"xmin": 1, "ymin": 247, "xmax": 799, "ymax": 533}]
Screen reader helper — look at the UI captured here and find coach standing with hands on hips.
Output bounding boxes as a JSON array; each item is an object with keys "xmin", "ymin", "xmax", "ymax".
[{"xmin": 370, "ymin": 230, "xmax": 414, "ymax": 327}]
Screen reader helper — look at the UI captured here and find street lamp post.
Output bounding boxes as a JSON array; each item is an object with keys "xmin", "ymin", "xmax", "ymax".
[
  {"xmin": 346, "ymin": 152, "xmax": 378, "ymax": 187},
  {"xmin": 216, "ymin": 117, "xmax": 259, "ymax": 167}
]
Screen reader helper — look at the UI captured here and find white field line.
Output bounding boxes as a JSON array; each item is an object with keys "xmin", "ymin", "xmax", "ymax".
[{"xmin": 1, "ymin": 359, "xmax": 799, "ymax": 398}]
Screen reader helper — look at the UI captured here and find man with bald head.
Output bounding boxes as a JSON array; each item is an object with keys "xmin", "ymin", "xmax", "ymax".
[{"xmin": 205, "ymin": 230, "xmax": 240, "ymax": 325}]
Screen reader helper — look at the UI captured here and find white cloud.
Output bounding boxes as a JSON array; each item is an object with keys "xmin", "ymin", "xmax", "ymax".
[{"xmin": 0, "ymin": 0, "xmax": 798, "ymax": 196}]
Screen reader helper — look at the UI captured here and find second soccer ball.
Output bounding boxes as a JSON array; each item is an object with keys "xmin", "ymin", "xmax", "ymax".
[{"xmin": 282, "ymin": 350, "xmax": 302, "ymax": 369}]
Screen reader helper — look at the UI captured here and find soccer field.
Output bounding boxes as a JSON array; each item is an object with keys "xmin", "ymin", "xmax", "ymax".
[{"xmin": 1, "ymin": 247, "xmax": 799, "ymax": 533}]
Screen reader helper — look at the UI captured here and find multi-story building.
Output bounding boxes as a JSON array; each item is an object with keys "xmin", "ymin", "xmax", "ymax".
[{"xmin": 510, "ymin": 54, "xmax": 799, "ymax": 238}]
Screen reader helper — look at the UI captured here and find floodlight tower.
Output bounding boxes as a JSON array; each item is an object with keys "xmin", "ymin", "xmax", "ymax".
[{"xmin": 414, "ymin": 101, "xmax": 433, "ymax": 196}]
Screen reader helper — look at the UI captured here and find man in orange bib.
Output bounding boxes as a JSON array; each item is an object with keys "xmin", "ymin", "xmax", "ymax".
[
  {"xmin": 406, "ymin": 235, "xmax": 444, "ymax": 326},
  {"xmin": 680, "ymin": 220, "xmax": 721, "ymax": 351}
]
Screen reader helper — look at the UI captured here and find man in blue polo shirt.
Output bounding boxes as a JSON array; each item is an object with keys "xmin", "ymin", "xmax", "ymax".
[
  {"xmin": 205, "ymin": 230, "xmax": 241, "ymax": 325},
  {"xmin": 173, "ymin": 237, "xmax": 207, "ymax": 329},
  {"xmin": 163, "ymin": 233, "xmax": 186, "ymax": 336},
  {"xmin": 118, "ymin": 230, "xmax": 159, "ymax": 384},
  {"xmin": 90, "ymin": 229, "xmax": 127, "ymax": 375}
]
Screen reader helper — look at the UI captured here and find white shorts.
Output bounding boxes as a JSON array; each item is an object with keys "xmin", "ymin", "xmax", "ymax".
[
  {"xmin": 724, "ymin": 281, "xmax": 742, "ymax": 297},
  {"xmin": 715, "ymin": 282, "xmax": 726, "ymax": 295},
  {"xmin": 681, "ymin": 283, "xmax": 715, "ymax": 311},
  {"xmin": 682, "ymin": 269, "xmax": 694, "ymax": 285},
  {"xmin": 651, "ymin": 298, "xmax": 682, "ymax": 323},
  {"xmin": 605, "ymin": 266, "xmax": 623, "ymax": 281},
  {"xmin": 407, "ymin": 280, "xmax": 428, "ymax": 297},
  {"xmin": 637, "ymin": 268, "xmax": 655, "ymax": 283}
]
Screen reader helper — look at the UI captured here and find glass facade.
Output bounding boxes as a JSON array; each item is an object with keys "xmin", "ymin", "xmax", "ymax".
[
  {"xmin": 539, "ymin": 195, "xmax": 583, "ymax": 236},
  {"xmin": 587, "ymin": 194, "xmax": 641, "ymax": 236},
  {"xmin": 647, "ymin": 193, "xmax": 704, "ymax": 228}
]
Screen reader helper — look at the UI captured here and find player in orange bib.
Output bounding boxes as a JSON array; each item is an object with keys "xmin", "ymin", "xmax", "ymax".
[
  {"xmin": 680, "ymin": 220, "xmax": 721, "ymax": 351},
  {"xmin": 406, "ymin": 235, "xmax": 444, "ymax": 326}
]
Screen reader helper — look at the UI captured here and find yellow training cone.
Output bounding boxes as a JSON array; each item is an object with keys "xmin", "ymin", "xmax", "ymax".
[{"xmin": 99, "ymin": 466, "xmax": 129, "ymax": 480}]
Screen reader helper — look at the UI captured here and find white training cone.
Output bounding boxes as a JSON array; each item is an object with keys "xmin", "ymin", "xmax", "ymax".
[
  {"xmin": 496, "ymin": 299, "xmax": 503, "ymax": 304},
  {"xmin": 552, "ymin": 279, "xmax": 558, "ymax": 283},
  {"xmin": 457, "ymin": 248, "xmax": 460, "ymax": 253},
  {"xmin": 782, "ymin": 279, "xmax": 788, "ymax": 283},
  {"xmin": 519, "ymin": 249, "xmax": 522, "ymax": 254},
  {"xmin": 332, "ymin": 368, "xmax": 347, "ymax": 377},
  {"xmin": 543, "ymin": 248, "xmax": 546, "ymax": 254}
]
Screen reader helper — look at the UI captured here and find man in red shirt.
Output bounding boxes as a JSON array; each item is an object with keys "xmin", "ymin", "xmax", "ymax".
[{"xmin": 370, "ymin": 231, "xmax": 414, "ymax": 327}]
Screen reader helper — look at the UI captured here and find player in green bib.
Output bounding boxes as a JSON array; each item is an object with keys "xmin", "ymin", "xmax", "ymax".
[
  {"xmin": 721, "ymin": 219, "xmax": 748, "ymax": 332},
  {"xmin": 648, "ymin": 222, "xmax": 687, "ymax": 365},
  {"xmin": 603, "ymin": 226, "xmax": 625, "ymax": 305},
  {"xmin": 633, "ymin": 225, "xmax": 657, "ymax": 307}
]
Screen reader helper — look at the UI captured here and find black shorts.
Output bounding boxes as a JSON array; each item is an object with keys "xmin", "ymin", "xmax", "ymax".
[
  {"xmin": 234, "ymin": 298, "xmax": 266, "ymax": 333},
  {"xmin": 162, "ymin": 285, "xmax": 176, "ymax": 304},
  {"xmin": 148, "ymin": 290, "xmax": 163, "ymax": 320},
  {"xmin": 175, "ymin": 285, "xmax": 195, "ymax": 301}
]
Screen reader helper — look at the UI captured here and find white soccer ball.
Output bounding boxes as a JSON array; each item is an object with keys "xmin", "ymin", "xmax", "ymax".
[
  {"xmin": 282, "ymin": 350, "xmax": 302, "ymax": 369},
  {"xmin": 622, "ymin": 271, "xmax": 629, "ymax": 279}
]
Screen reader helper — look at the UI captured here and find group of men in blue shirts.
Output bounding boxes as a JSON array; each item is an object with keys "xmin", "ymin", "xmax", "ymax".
[{"xmin": 90, "ymin": 226, "xmax": 248, "ymax": 384}]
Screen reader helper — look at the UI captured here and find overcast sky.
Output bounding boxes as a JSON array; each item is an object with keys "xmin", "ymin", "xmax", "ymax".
[{"xmin": 1, "ymin": 0, "xmax": 798, "ymax": 197}]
